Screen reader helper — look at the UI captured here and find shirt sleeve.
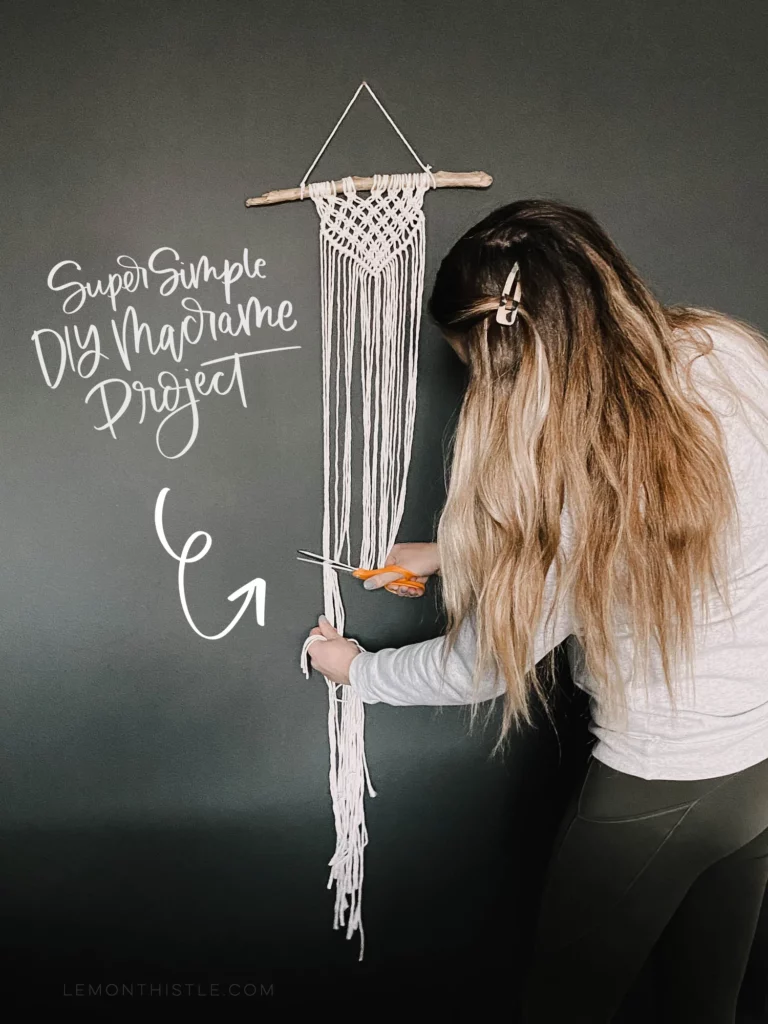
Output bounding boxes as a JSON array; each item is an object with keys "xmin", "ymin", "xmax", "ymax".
[{"xmin": 348, "ymin": 562, "xmax": 575, "ymax": 707}]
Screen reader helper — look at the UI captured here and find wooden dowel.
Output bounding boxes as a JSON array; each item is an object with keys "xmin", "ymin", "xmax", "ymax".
[{"xmin": 245, "ymin": 170, "xmax": 492, "ymax": 207}]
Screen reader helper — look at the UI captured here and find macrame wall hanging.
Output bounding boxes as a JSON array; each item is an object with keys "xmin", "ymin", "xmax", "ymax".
[{"xmin": 246, "ymin": 81, "xmax": 491, "ymax": 958}]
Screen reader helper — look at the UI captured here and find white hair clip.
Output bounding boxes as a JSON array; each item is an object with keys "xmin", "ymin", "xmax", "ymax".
[{"xmin": 495, "ymin": 262, "xmax": 522, "ymax": 325}]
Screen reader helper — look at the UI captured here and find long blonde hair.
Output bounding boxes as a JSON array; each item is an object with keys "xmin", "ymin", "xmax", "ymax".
[{"xmin": 428, "ymin": 199, "xmax": 768, "ymax": 739}]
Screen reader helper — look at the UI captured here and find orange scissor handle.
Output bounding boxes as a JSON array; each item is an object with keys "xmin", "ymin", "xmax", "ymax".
[{"xmin": 352, "ymin": 565, "xmax": 426, "ymax": 595}]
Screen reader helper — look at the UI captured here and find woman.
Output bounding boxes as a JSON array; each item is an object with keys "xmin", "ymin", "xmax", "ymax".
[{"xmin": 303, "ymin": 199, "xmax": 768, "ymax": 1023}]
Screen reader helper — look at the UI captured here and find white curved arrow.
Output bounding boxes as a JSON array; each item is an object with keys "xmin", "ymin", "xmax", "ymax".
[{"xmin": 154, "ymin": 486, "xmax": 266, "ymax": 639}]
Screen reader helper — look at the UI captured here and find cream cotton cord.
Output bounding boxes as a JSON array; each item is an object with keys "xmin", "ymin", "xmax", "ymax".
[{"xmin": 298, "ymin": 84, "xmax": 435, "ymax": 959}]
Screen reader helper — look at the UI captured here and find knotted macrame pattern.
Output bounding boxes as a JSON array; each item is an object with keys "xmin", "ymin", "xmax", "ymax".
[{"xmin": 300, "ymin": 171, "xmax": 433, "ymax": 957}]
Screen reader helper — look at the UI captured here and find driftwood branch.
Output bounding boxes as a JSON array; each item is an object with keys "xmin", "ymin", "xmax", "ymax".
[{"xmin": 245, "ymin": 170, "xmax": 492, "ymax": 207}]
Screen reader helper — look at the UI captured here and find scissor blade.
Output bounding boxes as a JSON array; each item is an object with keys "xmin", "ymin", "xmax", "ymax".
[
  {"xmin": 296, "ymin": 556, "xmax": 354, "ymax": 573},
  {"xmin": 296, "ymin": 550, "xmax": 356, "ymax": 572}
]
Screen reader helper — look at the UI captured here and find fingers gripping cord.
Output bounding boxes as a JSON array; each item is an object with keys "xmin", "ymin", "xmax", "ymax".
[{"xmin": 299, "ymin": 633, "xmax": 366, "ymax": 681}]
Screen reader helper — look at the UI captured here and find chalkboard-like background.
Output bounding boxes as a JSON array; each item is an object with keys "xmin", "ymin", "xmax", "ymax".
[{"xmin": 2, "ymin": 0, "xmax": 766, "ymax": 1013}]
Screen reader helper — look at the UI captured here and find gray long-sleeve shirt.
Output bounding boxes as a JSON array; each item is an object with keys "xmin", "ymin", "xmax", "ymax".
[{"xmin": 349, "ymin": 324, "xmax": 768, "ymax": 781}]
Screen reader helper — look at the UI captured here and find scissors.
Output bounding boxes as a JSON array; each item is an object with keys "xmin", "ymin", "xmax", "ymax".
[{"xmin": 296, "ymin": 550, "xmax": 426, "ymax": 596}]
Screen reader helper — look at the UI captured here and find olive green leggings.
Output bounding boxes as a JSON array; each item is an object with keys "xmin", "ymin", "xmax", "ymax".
[{"xmin": 523, "ymin": 754, "xmax": 768, "ymax": 1023}]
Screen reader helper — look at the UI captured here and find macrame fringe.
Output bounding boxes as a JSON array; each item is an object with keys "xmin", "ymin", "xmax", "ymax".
[{"xmin": 300, "ymin": 172, "xmax": 432, "ymax": 958}]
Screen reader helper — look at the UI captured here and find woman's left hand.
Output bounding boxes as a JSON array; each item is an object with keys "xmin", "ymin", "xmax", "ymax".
[{"xmin": 305, "ymin": 615, "xmax": 360, "ymax": 685}]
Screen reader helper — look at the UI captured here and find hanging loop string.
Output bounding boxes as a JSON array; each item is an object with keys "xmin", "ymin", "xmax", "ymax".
[{"xmin": 299, "ymin": 81, "xmax": 436, "ymax": 198}]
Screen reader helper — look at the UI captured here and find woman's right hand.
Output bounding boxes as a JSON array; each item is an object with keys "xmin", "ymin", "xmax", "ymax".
[{"xmin": 363, "ymin": 542, "xmax": 440, "ymax": 598}]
